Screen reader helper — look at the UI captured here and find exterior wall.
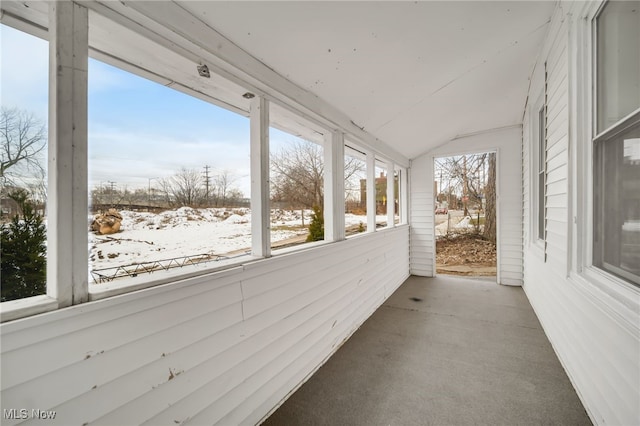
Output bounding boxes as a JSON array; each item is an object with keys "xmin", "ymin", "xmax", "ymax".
[
  {"xmin": 409, "ymin": 154, "xmax": 436, "ymax": 276},
  {"xmin": 522, "ymin": 3, "xmax": 640, "ymax": 425},
  {"xmin": 0, "ymin": 227, "xmax": 409, "ymax": 425},
  {"xmin": 410, "ymin": 126, "xmax": 524, "ymax": 286}
]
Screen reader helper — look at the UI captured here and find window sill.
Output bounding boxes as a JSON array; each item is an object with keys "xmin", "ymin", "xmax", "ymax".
[{"xmin": 0, "ymin": 295, "xmax": 59, "ymax": 323}]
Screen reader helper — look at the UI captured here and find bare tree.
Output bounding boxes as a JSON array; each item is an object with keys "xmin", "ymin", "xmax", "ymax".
[
  {"xmin": 161, "ymin": 167, "xmax": 204, "ymax": 207},
  {"xmin": 271, "ymin": 140, "xmax": 324, "ymax": 210},
  {"xmin": 344, "ymin": 154, "xmax": 367, "ymax": 213},
  {"xmin": 483, "ymin": 153, "xmax": 497, "ymax": 243},
  {"xmin": 435, "ymin": 153, "xmax": 488, "ymax": 212},
  {"xmin": 1, "ymin": 107, "xmax": 46, "ymax": 187},
  {"xmin": 214, "ymin": 169, "xmax": 237, "ymax": 207}
]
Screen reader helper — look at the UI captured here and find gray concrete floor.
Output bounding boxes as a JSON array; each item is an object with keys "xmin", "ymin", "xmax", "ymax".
[{"xmin": 263, "ymin": 275, "xmax": 591, "ymax": 426}]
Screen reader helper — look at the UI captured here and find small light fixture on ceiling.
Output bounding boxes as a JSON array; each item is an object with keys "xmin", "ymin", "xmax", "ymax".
[
  {"xmin": 242, "ymin": 92, "xmax": 256, "ymax": 99},
  {"xmin": 197, "ymin": 64, "xmax": 210, "ymax": 78}
]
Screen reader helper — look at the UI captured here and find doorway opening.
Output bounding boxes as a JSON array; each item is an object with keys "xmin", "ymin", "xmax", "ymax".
[{"xmin": 434, "ymin": 152, "xmax": 497, "ymax": 277}]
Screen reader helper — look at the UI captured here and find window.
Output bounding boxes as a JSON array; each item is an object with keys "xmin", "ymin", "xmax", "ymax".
[
  {"xmin": 375, "ymin": 163, "xmax": 388, "ymax": 228},
  {"xmin": 593, "ymin": 1, "xmax": 640, "ymax": 285},
  {"xmin": 537, "ymin": 105, "xmax": 546, "ymax": 241},
  {"xmin": 269, "ymin": 127, "xmax": 324, "ymax": 250},
  {"xmin": 88, "ymin": 58, "xmax": 251, "ymax": 285},
  {"xmin": 1, "ymin": 4, "xmax": 408, "ymax": 320},
  {"xmin": 344, "ymin": 145, "xmax": 367, "ymax": 236},
  {"xmin": 0, "ymin": 24, "xmax": 49, "ymax": 302}
]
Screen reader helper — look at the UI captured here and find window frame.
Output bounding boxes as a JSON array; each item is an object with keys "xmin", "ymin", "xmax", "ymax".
[
  {"xmin": 530, "ymin": 91, "xmax": 547, "ymax": 252},
  {"xmin": 592, "ymin": 111, "xmax": 640, "ymax": 286},
  {"xmin": 590, "ymin": 0, "xmax": 640, "ymax": 287},
  {"xmin": 567, "ymin": 0, "xmax": 640, "ymax": 305},
  {"xmin": 0, "ymin": 1, "xmax": 410, "ymax": 323},
  {"xmin": 0, "ymin": 22, "xmax": 53, "ymax": 316}
]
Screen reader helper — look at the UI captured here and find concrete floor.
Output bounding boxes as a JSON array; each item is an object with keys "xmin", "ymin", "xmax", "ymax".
[{"xmin": 263, "ymin": 275, "xmax": 591, "ymax": 426}]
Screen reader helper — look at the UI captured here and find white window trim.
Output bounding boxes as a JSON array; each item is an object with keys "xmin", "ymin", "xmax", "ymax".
[
  {"xmin": 0, "ymin": 1, "xmax": 410, "ymax": 322},
  {"xmin": 529, "ymin": 91, "xmax": 546, "ymax": 255},
  {"xmin": 569, "ymin": 0, "xmax": 640, "ymax": 308}
]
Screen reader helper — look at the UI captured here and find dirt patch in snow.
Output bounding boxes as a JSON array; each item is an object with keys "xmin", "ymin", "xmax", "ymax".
[{"xmin": 436, "ymin": 233, "xmax": 497, "ymax": 276}]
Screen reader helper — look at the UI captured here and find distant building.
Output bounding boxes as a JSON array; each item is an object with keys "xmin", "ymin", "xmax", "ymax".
[{"xmin": 360, "ymin": 172, "xmax": 399, "ymax": 214}]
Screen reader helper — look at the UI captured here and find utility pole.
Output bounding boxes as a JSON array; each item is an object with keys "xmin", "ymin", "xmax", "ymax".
[
  {"xmin": 203, "ymin": 165, "xmax": 211, "ymax": 207},
  {"xmin": 108, "ymin": 181, "xmax": 116, "ymax": 206}
]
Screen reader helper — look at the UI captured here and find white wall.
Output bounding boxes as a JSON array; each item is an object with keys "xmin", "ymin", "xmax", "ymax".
[
  {"xmin": 522, "ymin": 3, "xmax": 640, "ymax": 425},
  {"xmin": 410, "ymin": 126, "xmax": 523, "ymax": 286},
  {"xmin": 0, "ymin": 227, "xmax": 409, "ymax": 425}
]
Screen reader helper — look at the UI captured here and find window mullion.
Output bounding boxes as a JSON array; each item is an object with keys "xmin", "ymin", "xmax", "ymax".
[
  {"xmin": 324, "ymin": 130, "xmax": 345, "ymax": 242},
  {"xmin": 48, "ymin": 1, "xmax": 89, "ymax": 307},
  {"xmin": 366, "ymin": 152, "xmax": 376, "ymax": 232},
  {"xmin": 401, "ymin": 166, "xmax": 409, "ymax": 224},
  {"xmin": 250, "ymin": 96, "xmax": 271, "ymax": 258},
  {"xmin": 386, "ymin": 161, "xmax": 395, "ymax": 227}
]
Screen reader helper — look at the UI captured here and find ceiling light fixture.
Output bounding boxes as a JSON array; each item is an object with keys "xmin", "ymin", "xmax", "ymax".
[{"xmin": 242, "ymin": 92, "xmax": 256, "ymax": 99}]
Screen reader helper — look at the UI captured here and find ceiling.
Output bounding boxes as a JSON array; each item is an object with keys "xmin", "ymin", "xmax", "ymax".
[
  {"xmin": 179, "ymin": 1, "xmax": 556, "ymax": 159},
  {"xmin": 1, "ymin": 0, "xmax": 556, "ymax": 160}
]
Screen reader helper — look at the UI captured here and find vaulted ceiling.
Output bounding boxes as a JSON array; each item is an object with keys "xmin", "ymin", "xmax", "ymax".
[
  {"xmin": 2, "ymin": 1, "xmax": 556, "ymax": 160},
  {"xmin": 179, "ymin": 1, "xmax": 556, "ymax": 159}
]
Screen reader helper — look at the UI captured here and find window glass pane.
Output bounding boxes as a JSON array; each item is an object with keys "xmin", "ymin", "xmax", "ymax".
[
  {"xmin": 597, "ymin": 1, "xmax": 640, "ymax": 132},
  {"xmin": 1, "ymin": 24, "xmax": 48, "ymax": 302},
  {"xmin": 270, "ymin": 127, "xmax": 324, "ymax": 249},
  {"xmin": 594, "ymin": 118, "xmax": 640, "ymax": 285},
  {"xmin": 345, "ymin": 148, "xmax": 367, "ymax": 235},
  {"xmin": 375, "ymin": 163, "xmax": 388, "ymax": 228},
  {"xmin": 88, "ymin": 58, "xmax": 251, "ymax": 285}
]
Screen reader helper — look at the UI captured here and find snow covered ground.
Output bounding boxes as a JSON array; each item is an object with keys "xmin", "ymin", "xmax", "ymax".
[{"xmin": 89, "ymin": 207, "xmax": 377, "ymax": 282}]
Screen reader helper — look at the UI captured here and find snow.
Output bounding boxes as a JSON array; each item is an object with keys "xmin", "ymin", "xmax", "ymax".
[
  {"xmin": 454, "ymin": 216, "xmax": 475, "ymax": 229},
  {"xmin": 436, "ymin": 215, "xmax": 480, "ymax": 237},
  {"xmin": 89, "ymin": 207, "xmax": 375, "ymax": 282}
]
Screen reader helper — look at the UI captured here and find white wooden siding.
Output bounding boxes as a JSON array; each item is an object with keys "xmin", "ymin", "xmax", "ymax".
[
  {"xmin": 409, "ymin": 155, "xmax": 435, "ymax": 276},
  {"xmin": 409, "ymin": 126, "xmax": 524, "ymax": 285},
  {"xmin": 0, "ymin": 227, "xmax": 409, "ymax": 425},
  {"xmin": 522, "ymin": 3, "xmax": 640, "ymax": 425}
]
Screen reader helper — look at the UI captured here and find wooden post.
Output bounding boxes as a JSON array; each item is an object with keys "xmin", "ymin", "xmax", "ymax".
[
  {"xmin": 324, "ymin": 130, "xmax": 345, "ymax": 242},
  {"xmin": 48, "ymin": 1, "xmax": 89, "ymax": 306},
  {"xmin": 250, "ymin": 96, "xmax": 270, "ymax": 257},
  {"xmin": 367, "ymin": 152, "xmax": 376, "ymax": 232}
]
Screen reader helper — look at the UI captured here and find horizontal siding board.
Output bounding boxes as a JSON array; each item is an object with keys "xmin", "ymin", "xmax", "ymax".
[
  {"xmin": 546, "ymin": 206, "xmax": 568, "ymax": 222},
  {"xmin": 2, "ymin": 282, "xmax": 243, "ymax": 392},
  {"xmin": 547, "ymin": 61, "xmax": 568, "ymax": 104},
  {"xmin": 0, "ymin": 267, "xmax": 245, "ymax": 352},
  {"xmin": 546, "ymin": 166, "xmax": 568, "ymax": 184},
  {"xmin": 242, "ymin": 238, "xmax": 386, "ymax": 300},
  {"xmin": 143, "ymin": 282, "xmax": 371, "ymax": 425},
  {"xmin": 25, "ymin": 303, "xmax": 245, "ymax": 426},
  {"xmin": 2, "ymin": 227, "xmax": 410, "ymax": 426},
  {"xmin": 243, "ymin": 249, "xmax": 387, "ymax": 318},
  {"xmin": 153, "ymin": 266, "xmax": 394, "ymax": 425},
  {"xmin": 219, "ymin": 272, "xmax": 406, "ymax": 426},
  {"xmin": 546, "ymin": 179, "xmax": 567, "ymax": 197},
  {"xmin": 546, "ymin": 192, "xmax": 567, "ymax": 207}
]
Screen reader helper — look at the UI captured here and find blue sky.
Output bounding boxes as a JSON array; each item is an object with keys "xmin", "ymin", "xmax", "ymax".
[{"xmin": 1, "ymin": 24, "xmax": 295, "ymax": 197}]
